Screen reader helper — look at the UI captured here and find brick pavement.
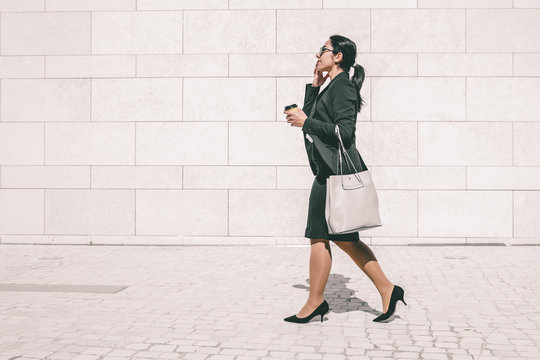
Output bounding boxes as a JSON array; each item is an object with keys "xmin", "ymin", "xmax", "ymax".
[{"xmin": 0, "ymin": 244, "xmax": 539, "ymax": 360}]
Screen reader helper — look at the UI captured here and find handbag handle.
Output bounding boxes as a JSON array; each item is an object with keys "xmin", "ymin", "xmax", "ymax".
[{"xmin": 335, "ymin": 125, "xmax": 364, "ymax": 184}]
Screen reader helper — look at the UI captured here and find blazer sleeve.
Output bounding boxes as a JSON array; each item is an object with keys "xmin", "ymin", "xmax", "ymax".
[
  {"xmin": 301, "ymin": 80, "xmax": 357, "ymax": 148},
  {"xmin": 301, "ymin": 83, "xmax": 320, "ymax": 116}
]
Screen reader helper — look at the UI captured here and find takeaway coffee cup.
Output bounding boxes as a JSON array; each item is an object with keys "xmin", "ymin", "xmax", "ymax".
[{"xmin": 284, "ymin": 104, "xmax": 299, "ymax": 113}]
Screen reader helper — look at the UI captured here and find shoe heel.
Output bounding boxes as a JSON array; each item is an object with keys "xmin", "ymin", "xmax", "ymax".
[
  {"xmin": 320, "ymin": 303, "xmax": 329, "ymax": 322},
  {"xmin": 398, "ymin": 286, "xmax": 407, "ymax": 306}
]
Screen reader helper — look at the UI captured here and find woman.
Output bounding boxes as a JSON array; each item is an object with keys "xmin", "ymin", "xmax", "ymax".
[{"xmin": 283, "ymin": 35, "xmax": 406, "ymax": 323}]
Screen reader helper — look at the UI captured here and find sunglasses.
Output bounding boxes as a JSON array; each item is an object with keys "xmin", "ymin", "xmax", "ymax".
[{"xmin": 318, "ymin": 45, "xmax": 336, "ymax": 56}]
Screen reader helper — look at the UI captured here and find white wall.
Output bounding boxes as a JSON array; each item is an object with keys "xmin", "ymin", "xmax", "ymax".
[{"xmin": 0, "ymin": 0, "xmax": 539, "ymax": 246}]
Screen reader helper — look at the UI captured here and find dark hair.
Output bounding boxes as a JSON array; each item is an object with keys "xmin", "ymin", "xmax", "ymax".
[{"xmin": 329, "ymin": 35, "xmax": 366, "ymax": 113}]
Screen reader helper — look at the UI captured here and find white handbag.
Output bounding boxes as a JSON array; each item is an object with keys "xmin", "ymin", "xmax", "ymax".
[{"xmin": 325, "ymin": 124, "xmax": 382, "ymax": 234}]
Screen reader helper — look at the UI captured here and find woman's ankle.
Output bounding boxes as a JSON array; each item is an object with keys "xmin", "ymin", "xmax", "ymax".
[
  {"xmin": 307, "ymin": 297, "xmax": 325, "ymax": 306},
  {"xmin": 379, "ymin": 282, "xmax": 394, "ymax": 296}
]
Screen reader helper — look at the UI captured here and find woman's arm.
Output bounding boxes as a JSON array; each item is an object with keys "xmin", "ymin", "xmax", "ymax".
[
  {"xmin": 302, "ymin": 83, "xmax": 320, "ymax": 117},
  {"xmin": 301, "ymin": 80, "xmax": 357, "ymax": 148}
]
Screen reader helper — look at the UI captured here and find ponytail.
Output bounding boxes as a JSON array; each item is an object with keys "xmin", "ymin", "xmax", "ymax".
[{"xmin": 350, "ymin": 63, "xmax": 366, "ymax": 113}]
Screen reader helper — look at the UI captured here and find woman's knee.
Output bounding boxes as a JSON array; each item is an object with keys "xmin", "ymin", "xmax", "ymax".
[
  {"xmin": 333, "ymin": 240, "xmax": 357, "ymax": 253},
  {"xmin": 310, "ymin": 238, "xmax": 329, "ymax": 246},
  {"xmin": 310, "ymin": 239, "xmax": 332, "ymax": 256}
]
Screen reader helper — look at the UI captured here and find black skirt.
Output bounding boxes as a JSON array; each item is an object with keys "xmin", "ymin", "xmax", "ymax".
[{"xmin": 304, "ymin": 153, "xmax": 360, "ymax": 242}]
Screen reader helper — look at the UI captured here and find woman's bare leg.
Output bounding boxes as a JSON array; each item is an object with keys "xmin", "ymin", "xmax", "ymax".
[
  {"xmin": 333, "ymin": 239, "xmax": 394, "ymax": 313},
  {"xmin": 296, "ymin": 238, "xmax": 332, "ymax": 318}
]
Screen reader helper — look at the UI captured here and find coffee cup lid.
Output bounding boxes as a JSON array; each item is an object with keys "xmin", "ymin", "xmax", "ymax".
[{"xmin": 284, "ymin": 104, "xmax": 298, "ymax": 111}]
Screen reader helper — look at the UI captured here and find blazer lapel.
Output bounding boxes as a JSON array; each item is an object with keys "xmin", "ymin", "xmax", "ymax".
[{"xmin": 309, "ymin": 71, "xmax": 348, "ymax": 117}]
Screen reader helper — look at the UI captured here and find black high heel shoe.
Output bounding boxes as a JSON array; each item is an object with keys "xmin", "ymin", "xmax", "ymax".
[
  {"xmin": 373, "ymin": 285, "xmax": 407, "ymax": 322},
  {"xmin": 284, "ymin": 300, "xmax": 329, "ymax": 323}
]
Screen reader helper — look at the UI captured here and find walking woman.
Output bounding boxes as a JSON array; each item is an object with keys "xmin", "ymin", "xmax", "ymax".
[{"xmin": 283, "ymin": 35, "xmax": 406, "ymax": 323}]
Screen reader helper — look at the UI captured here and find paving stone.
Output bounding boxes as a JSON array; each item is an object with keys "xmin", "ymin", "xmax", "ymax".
[
  {"xmin": 0, "ymin": 245, "xmax": 539, "ymax": 360},
  {"xmin": 72, "ymin": 355, "xmax": 102, "ymax": 360},
  {"xmin": 420, "ymin": 353, "xmax": 449, "ymax": 360}
]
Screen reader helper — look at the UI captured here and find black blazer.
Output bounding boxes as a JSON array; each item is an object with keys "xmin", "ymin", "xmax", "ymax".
[{"xmin": 302, "ymin": 71, "xmax": 367, "ymax": 176}]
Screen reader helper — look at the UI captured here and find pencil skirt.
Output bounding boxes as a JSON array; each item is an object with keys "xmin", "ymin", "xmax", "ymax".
[{"xmin": 304, "ymin": 168, "xmax": 360, "ymax": 242}]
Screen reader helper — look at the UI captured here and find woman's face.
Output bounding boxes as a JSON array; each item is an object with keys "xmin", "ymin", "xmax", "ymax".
[{"xmin": 316, "ymin": 39, "xmax": 341, "ymax": 72}]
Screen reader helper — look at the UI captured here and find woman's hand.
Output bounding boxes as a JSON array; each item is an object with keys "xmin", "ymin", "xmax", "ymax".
[
  {"xmin": 284, "ymin": 108, "xmax": 308, "ymax": 128},
  {"xmin": 313, "ymin": 60, "xmax": 329, "ymax": 87}
]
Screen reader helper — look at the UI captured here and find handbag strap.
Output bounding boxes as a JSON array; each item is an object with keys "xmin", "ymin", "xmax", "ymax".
[{"xmin": 335, "ymin": 125, "xmax": 364, "ymax": 184}]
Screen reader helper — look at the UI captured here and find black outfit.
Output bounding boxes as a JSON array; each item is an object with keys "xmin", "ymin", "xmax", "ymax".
[{"xmin": 302, "ymin": 71, "xmax": 368, "ymax": 242}]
